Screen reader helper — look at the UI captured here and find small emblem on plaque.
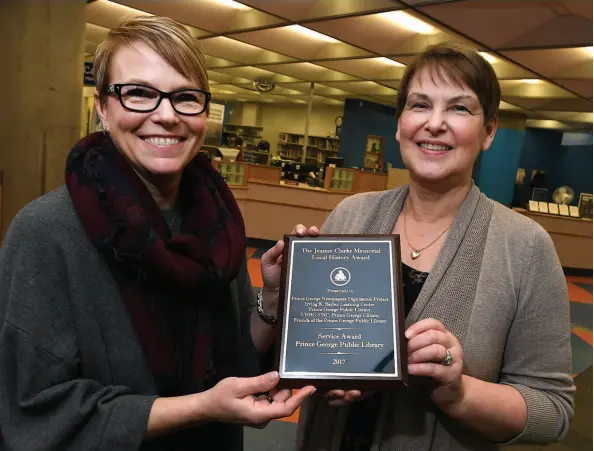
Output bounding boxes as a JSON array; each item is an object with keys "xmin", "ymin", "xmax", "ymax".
[{"xmin": 330, "ymin": 267, "xmax": 351, "ymax": 286}]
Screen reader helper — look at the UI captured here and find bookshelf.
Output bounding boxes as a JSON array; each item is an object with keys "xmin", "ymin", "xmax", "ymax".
[
  {"xmin": 278, "ymin": 132, "xmax": 340, "ymax": 163},
  {"xmin": 222, "ymin": 124, "xmax": 270, "ymax": 165}
]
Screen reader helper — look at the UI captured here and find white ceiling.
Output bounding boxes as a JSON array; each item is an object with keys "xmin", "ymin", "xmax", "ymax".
[{"xmin": 85, "ymin": 0, "xmax": 593, "ymax": 131}]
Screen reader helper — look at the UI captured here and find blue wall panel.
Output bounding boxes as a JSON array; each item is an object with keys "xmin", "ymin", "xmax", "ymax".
[
  {"xmin": 339, "ymin": 99, "xmax": 404, "ymax": 170},
  {"xmin": 477, "ymin": 128, "xmax": 526, "ymax": 205}
]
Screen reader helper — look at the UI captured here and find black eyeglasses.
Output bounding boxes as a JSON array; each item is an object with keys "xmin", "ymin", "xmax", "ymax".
[{"xmin": 105, "ymin": 83, "xmax": 211, "ymax": 116}]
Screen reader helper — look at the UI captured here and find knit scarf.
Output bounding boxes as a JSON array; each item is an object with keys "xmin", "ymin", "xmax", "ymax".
[{"xmin": 65, "ymin": 132, "xmax": 247, "ymax": 396}]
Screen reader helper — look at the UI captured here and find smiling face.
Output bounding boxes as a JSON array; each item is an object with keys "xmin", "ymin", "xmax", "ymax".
[
  {"xmin": 95, "ymin": 40, "xmax": 207, "ymax": 181},
  {"xmin": 396, "ymin": 68, "xmax": 497, "ymax": 185}
]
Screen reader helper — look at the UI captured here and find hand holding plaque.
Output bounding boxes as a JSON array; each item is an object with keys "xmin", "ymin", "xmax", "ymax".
[{"xmin": 274, "ymin": 234, "xmax": 407, "ymax": 389}]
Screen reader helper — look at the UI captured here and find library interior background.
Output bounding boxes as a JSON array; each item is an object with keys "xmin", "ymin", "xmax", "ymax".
[{"xmin": 1, "ymin": 1, "xmax": 593, "ymax": 450}]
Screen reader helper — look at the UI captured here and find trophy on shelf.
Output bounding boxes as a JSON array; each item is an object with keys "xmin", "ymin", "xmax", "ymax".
[{"xmin": 552, "ymin": 186, "xmax": 575, "ymax": 217}]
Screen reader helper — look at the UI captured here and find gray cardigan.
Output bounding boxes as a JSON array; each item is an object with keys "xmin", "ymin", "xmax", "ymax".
[
  {"xmin": 0, "ymin": 186, "xmax": 259, "ymax": 451},
  {"xmin": 296, "ymin": 185, "xmax": 575, "ymax": 451}
]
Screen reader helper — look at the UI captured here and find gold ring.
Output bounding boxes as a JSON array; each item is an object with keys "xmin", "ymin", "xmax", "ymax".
[{"xmin": 441, "ymin": 348, "xmax": 454, "ymax": 365}]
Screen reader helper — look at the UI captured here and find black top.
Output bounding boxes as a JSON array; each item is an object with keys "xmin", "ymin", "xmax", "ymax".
[
  {"xmin": 402, "ymin": 262, "xmax": 429, "ymax": 316},
  {"xmin": 339, "ymin": 263, "xmax": 429, "ymax": 451}
]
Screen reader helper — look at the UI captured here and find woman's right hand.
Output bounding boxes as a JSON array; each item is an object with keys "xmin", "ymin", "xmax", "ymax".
[{"xmin": 197, "ymin": 371, "xmax": 316, "ymax": 425}]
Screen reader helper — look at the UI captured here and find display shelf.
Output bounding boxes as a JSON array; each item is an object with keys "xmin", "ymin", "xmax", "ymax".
[
  {"xmin": 323, "ymin": 167, "xmax": 355, "ymax": 192},
  {"xmin": 212, "ymin": 161, "xmax": 248, "ymax": 187},
  {"xmin": 364, "ymin": 135, "xmax": 384, "ymax": 170}
]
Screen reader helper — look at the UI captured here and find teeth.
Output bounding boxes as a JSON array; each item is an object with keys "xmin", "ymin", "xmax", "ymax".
[
  {"xmin": 419, "ymin": 142, "xmax": 452, "ymax": 151},
  {"xmin": 143, "ymin": 137, "xmax": 180, "ymax": 146}
]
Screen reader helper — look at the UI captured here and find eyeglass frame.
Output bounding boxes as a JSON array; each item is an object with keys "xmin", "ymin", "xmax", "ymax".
[{"xmin": 105, "ymin": 83, "xmax": 211, "ymax": 116}]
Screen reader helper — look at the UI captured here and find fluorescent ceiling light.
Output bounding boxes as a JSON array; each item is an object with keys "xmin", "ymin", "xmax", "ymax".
[
  {"xmin": 215, "ymin": 90, "xmax": 235, "ymax": 94},
  {"xmin": 293, "ymin": 99, "xmax": 307, "ymax": 104},
  {"xmin": 376, "ymin": 57, "xmax": 405, "ymax": 67},
  {"xmin": 478, "ymin": 52, "xmax": 497, "ymax": 64},
  {"xmin": 210, "ymin": 0, "xmax": 251, "ymax": 10},
  {"xmin": 521, "ymin": 79, "xmax": 541, "ymax": 84},
  {"xmin": 237, "ymin": 98, "xmax": 247, "ymax": 102},
  {"xmin": 586, "ymin": 47, "xmax": 594, "ymax": 56},
  {"xmin": 286, "ymin": 25, "xmax": 339, "ymax": 43},
  {"xmin": 380, "ymin": 11, "xmax": 435, "ymax": 34}
]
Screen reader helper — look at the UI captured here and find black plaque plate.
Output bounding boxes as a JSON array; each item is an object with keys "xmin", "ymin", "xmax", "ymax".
[{"xmin": 274, "ymin": 234, "xmax": 407, "ymax": 389}]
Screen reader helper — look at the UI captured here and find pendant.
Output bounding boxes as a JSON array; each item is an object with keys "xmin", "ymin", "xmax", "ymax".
[{"xmin": 411, "ymin": 250, "xmax": 420, "ymax": 259}]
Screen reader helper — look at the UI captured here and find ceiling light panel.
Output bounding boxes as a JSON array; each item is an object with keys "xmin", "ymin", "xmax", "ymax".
[
  {"xmin": 207, "ymin": 70, "xmax": 236, "ymax": 84},
  {"xmin": 501, "ymin": 48, "xmax": 594, "ymax": 79},
  {"xmin": 502, "ymin": 97, "xmax": 592, "ymax": 113},
  {"xmin": 478, "ymin": 52, "xmax": 497, "ymax": 64},
  {"xmin": 199, "ymin": 36, "xmax": 295, "ymax": 65},
  {"xmin": 500, "ymin": 80, "xmax": 576, "ymax": 98},
  {"xmin": 86, "ymin": 0, "xmax": 152, "ymax": 29},
  {"xmin": 317, "ymin": 58, "xmax": 406, "ymax": 80},
  {"xmin": 376, "ymin": 57, "xmax": 405, "ymax": 67},
  {"xmin": 286, "ymin": 25, "xmax": 339, "ymax": 43},
  {"xmin": 526, "ymin": 119, "xmax": 572, "ymax": 130},
  {"xmin": 209, "ymin": 0, "xmax": 251, "ymax": 10},
  {"xmin": 319, "ymin": 81, "xmax": 397, "ymax": 96},
  {"xmin": 211, "ymin": 66, "xmax": 279, "ymax": 80},
  {"xmin": 305, "ymin": 15, "xmax": 450, "ymax": 56},
  {"xmin": 228, "ymin": 28, "xmax": 371, "ymax": 60},
  {"xmin": 112, "ymin": 0, "xmax": 284, "ymax": 33},
  {"xmin": 204, "ymin": 55, "xmax": 241, "ymax": 69},
  {"xmin": 261, "ymin": 63, "xmax": 361, "ymax": 82},
  {"xmin": 239, "ymin": 0, "xmax": 400, "ymax": 21},
  {"xmin": 536, "ymin": 111, "xmax": 593, "ymax": 123},
  {"xmin": 379, "ymin": 11, "xmax": 436, "ymax": 34}
]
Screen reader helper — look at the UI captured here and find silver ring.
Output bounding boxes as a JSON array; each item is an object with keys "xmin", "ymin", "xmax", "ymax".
[{"xmin": 441, "ymin": 348, "xmax": 454, "ymax": 366}]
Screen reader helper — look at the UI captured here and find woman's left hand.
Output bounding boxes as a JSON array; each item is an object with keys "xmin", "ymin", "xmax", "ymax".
[{"xmin": 406, "ymin": 318, "xmax": 465, "ymax": 409}]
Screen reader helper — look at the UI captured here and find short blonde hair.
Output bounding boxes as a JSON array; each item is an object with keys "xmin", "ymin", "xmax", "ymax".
[
  {"xmin": 395, "ymin": 43, "xmax": 500, "ymax": 125},
  {"xmin": 93, "ymin": 16, "xmax": 209, "ymax": 102}
]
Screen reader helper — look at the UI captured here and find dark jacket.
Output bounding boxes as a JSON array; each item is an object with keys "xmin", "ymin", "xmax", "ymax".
[{"xmin": 0, "ymin": 186, "xmax": 259, "ymax": 451}]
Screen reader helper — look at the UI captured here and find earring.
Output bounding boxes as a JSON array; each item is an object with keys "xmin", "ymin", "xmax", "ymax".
[{"xmin": 102, "ymin": 125, "xmax": 108, "ymax": 136}]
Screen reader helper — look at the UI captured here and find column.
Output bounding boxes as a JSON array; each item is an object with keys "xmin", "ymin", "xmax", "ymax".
[{"xmin": 0, "ymin": 0, "xmax": 86, "ymax": 239}]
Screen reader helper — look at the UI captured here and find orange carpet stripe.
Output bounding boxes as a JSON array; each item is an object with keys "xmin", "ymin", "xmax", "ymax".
[
  {"xmin": 277, "ymin": 390, "xmax": 301, "ymax": 423},
  {"xmin": 567, "ymin": 282, "xmax": 593, "ymax": 304},
  {"xmin": 246, "ymin": 247, "xmax": 257, "ymax": 259},
  {"xmin": 247, "ymin": 258, "xmax": 263, "ymax": 288},
  {"xmin": 572, "ymin": 326, "xmax": 593, "ymax": 346},
  {"xmin": 566, "ymin": 276, "xmax": 594, "ymax": 284},
  {"xmin": 277, "ymin": 407, "xmax": 300, "ymax": 424}
]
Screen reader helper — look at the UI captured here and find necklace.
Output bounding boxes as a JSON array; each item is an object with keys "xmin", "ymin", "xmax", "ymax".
[
  {"xmin": 402, "ymin": 207, "xmax": 452, "ymax": 260},
  {"xmin": 167, "ymin": 211, "xmax": 179, "ymax": 232}
]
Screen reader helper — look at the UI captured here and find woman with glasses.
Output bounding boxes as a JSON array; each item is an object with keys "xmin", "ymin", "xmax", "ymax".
[{"xmin": 0, "ymin": 16, "xmax": 314, "ymax": 451}]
